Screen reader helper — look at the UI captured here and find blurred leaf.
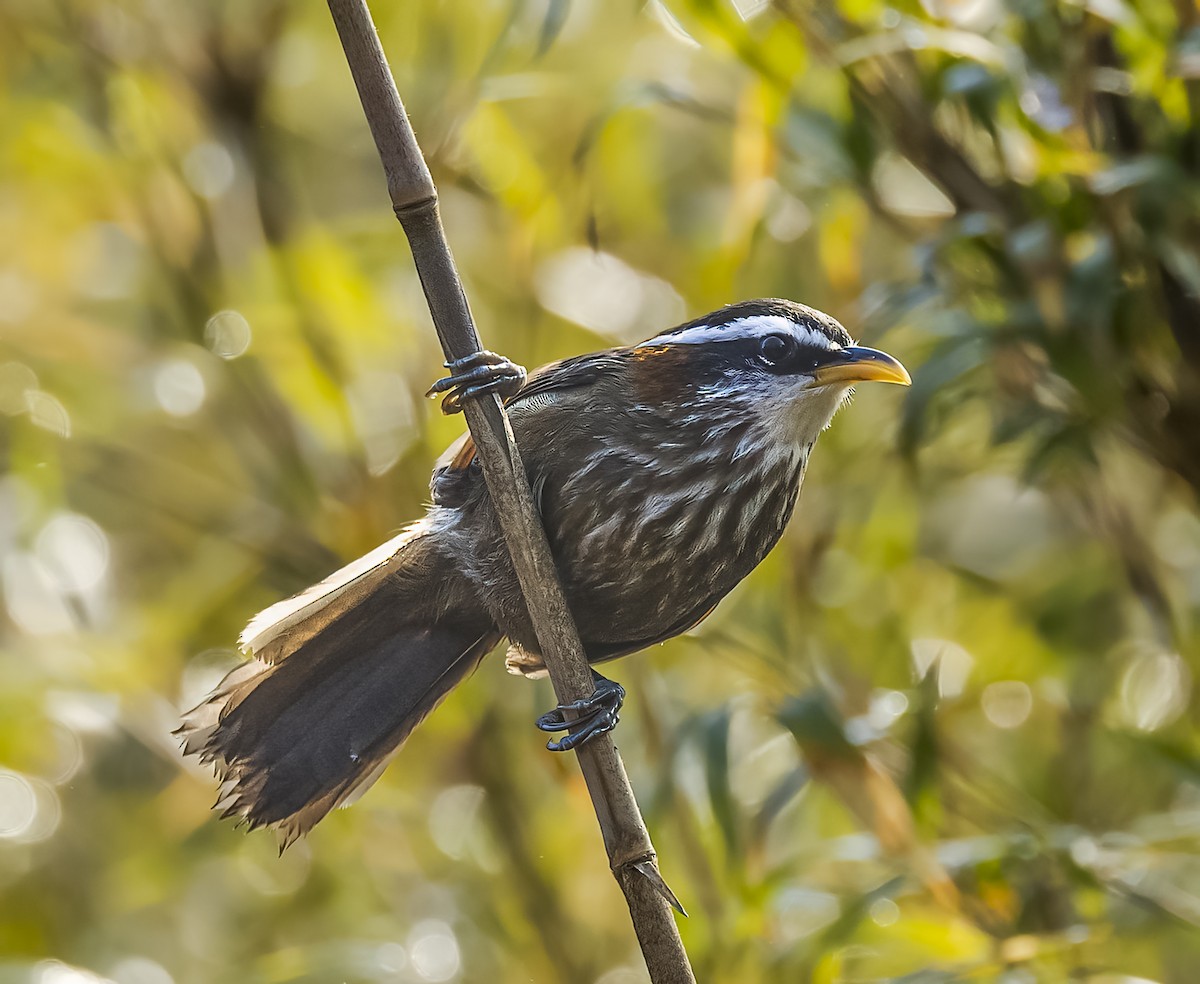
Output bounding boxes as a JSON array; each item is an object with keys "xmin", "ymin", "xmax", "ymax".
[
  {"xmin": 898, "ymin": 335, "xmax": 987, "ymax": 455},
  {"xmin": 904, "ymin": 666, "xmax": 939, "ymax": 813},
  {"xmin": 813, "ymin": 874, "xmax": 904, "ymax": 949},
  {"xmin": 701, "ymin": 707, "xmax": 739, "ymax": 860},
  {"xmin": 752, "ymin": 765, "xmax": 809, "ymax": 843},
  {"xmin": 536, "ymin": 0, "xmax": 571, "ymax": 57},
  {"xmin": 1088, "ymin": 155, "xmax": 1177, "ymax": 196},
  {"xmin": 778, "ymin": 688, "xmax": 852, "ymax": 750}
]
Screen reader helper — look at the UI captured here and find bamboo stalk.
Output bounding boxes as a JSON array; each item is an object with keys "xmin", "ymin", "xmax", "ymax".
[{"xmin": 325, "ymin": 2, "xmax": 696, "ymax": 980}]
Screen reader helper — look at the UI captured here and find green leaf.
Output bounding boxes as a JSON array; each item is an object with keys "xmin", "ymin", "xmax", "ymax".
[{"xmin": 536, "ymin": 0, "xmax": 571, "ymax": 57}]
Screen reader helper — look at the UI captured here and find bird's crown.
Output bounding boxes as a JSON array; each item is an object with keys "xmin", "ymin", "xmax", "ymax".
[{"xmin": 637, "ymin": 298, "xmax": 853, "ymax": 352}]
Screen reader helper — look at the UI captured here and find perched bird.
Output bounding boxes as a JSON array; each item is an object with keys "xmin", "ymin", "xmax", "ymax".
[{"xmin": 178, "ymin": 298, "xmax": 910, "ymax": 847}]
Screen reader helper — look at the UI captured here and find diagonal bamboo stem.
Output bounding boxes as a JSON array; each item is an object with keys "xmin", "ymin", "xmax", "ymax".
[{"xmin": 325, "ymin": 2, "xmax": 696, "ymax": 980}]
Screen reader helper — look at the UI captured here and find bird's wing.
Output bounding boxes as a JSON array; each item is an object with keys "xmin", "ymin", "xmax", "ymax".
[
  {"xmin": 431, "ymin": 350, "xmax": 627, "ymax": 505},
  {"xmin": 507, "ymin": 351, "xmax": 627, "ymax": 410}
]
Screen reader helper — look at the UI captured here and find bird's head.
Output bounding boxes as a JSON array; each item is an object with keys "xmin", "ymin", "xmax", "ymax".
[{"xmin": 634, "ymin": 298, "xmax": 910, "ymax": 449}]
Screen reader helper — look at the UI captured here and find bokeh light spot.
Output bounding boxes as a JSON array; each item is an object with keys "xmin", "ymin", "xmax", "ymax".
[
  {"xmin": 153, "ymin": 359, "xmax": 206, "ymax": 417},
  {"xmin": 920, "ymin": 0, "xmax": 1001, "ymax": 28},
  {"xmin": 0, "ymin": 770, "xmax": 36, "ymax": 838},
  {"xmin": 375, "ymin": 942, "xmax": 408, "ymax": 975},
  {"xmin": 931, "ymin": 475, "xmax": 1057, "ymax": 581},
  {"xmin": 107, "ymin": 959, "xmax": 173, "ymax": 984},
  {"xmin": 911, "ymin": 638, "xmax": 974, "ymax": 698},
  {"xmin": 428, "ymin": 784, "xmax": 485, "ymax": 860},
  {"xmin": 348, "ymin": 371, "xmax": 415, "ymax": 476},
  {"xmin": 867, "ymin": 689, "xmax": 909, "ymax": 731},
  {"xmin": 1118, "ymin": 648, "xmax": 1191, "ymax": 732},
  {"xmin": 407, "ymin": 920, "xmax": 461, "ymax": 982},
  {"xmin": 203, "ymin": 310, "xmax": 252, "ymax": 359},
  {"xmin": 45, "ymin": 690, "xmax": 120, "ymax": 735},
  {"xmin": 274, "ymin": 32, "xmax": 318, "ymax": 88},
  {"xmin": 535, "ymin": 248, "xmax": 683, "ymax": 343},
  {"xmin": 35, "ymin": 961, "xmax": 113, "ymax": 984},
  {"xmin": 981, "ymin": 681, "xmax": 1033, "ymax": 729},
  {"xmin": 183, "ymin": 142, "xmax": 235, "ymax": 200},
  {"xmin": 42, "ymin": 725, "xmax": 84, "ymax": 785},
  {"xmin": 36, "ymin": 512, "xmax": 109, "ymax": 593},
  {"xmin": 26, "ymin": 390, "xmax": 71, "ymax": 437},
  {"xmin": 869, "ymin": 897, "xmax": 900, "ymax": 927},
  {"xmin": 4, "ymin": 552, "xmax": 75, "ymax": 634},
  {"xmin": 772, "ymin": 887, "xmax": 840, "ymax": 941},
  {"xmin": 0, "ymin": 770, "xmax": 59, "ymax": 843},
  {"xmin": 765, "ymin": 191, "xmax": 812, "ymax": 243}
]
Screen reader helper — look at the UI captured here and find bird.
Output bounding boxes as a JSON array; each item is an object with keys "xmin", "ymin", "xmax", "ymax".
[{"xmin": 177, "ymin": 298, "xmax": 910, "ymax": 847}]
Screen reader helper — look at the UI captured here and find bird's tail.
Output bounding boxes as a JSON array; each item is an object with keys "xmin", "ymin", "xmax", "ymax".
[{"xmin": 177, "ymin": 521, "xmax": 498, "ymax": 848}]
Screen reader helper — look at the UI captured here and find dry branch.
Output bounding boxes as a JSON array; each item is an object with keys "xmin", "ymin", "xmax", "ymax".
[{"xmin": 325, "ymin": 2, "xmax": 696, "ymax": 980}]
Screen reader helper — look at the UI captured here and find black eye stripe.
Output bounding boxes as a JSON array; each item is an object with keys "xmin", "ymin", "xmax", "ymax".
[
  {"xmin": 679, "ymin": 336, "xmax": 844, "ymax": 377},
  {"xmin": 756, "ymin": 336, "xmax": 843, "ymax": 375}
]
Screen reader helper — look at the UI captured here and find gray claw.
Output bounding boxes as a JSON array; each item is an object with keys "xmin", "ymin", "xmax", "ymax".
[
  {"xmin": 537, "ymin": 673, "xmax": 625, "ymax": 752},
  {"xmin": 426, "ymin": 351, "xmax": 526, "ymax": 415}
]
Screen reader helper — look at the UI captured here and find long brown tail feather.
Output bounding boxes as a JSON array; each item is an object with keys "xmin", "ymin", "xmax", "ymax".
[
  {"xmin": 238, "ymin": 523, "xmax": 429, "ymax": 664},
  {"xmin": 178, "ymin": 523, "xmax": 498, "ymax": 848}
]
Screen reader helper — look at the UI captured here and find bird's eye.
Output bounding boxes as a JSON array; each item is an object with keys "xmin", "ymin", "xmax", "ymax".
[{"xmin": 759, "ymin": 335, "xmax": 793, "ymax": 366}]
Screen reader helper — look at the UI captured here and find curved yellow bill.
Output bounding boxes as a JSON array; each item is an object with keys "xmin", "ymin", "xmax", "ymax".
[{"xmin": 812, "ymin": 346, "xmax": 911, "ymax": 387}]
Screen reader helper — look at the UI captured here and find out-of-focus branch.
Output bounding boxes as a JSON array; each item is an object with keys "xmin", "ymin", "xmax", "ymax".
[{"xmin": 324, "ymin": 2, "xmax": 696, "ymax": 980}]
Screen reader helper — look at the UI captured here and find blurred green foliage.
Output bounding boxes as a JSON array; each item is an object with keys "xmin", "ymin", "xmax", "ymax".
[{"xmin": 1, "ymin": 0, "xmax": 1199, "ymax": 982}]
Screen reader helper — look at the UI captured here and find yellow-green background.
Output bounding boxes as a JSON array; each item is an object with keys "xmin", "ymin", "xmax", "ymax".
[{"xmin": 2, "ymin": 1, "xmax": 1199, "ymax": 982}]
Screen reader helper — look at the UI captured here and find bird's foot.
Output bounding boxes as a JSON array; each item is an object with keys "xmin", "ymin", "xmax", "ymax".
[
  {"xmin": 536, "ymin": 672, "xmax": 625, "ymax": 752},
  {"xmin": 425, "ymin": 351, "xmax": 526, "ymax": 415}
]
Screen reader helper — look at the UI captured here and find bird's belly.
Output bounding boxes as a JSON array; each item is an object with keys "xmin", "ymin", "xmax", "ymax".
[{"xmin": 548, "ymin": 463, "xmax": 803, "ymax": 648}]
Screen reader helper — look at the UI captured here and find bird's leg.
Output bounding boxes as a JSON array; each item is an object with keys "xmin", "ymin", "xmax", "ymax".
[
  {"xmin": 535, "ymin": 670, "xmax": 625, "ymax": 752},
  {"xmin": 425, "ymin": 351, "xmax": 527, "ymax": 415}
]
